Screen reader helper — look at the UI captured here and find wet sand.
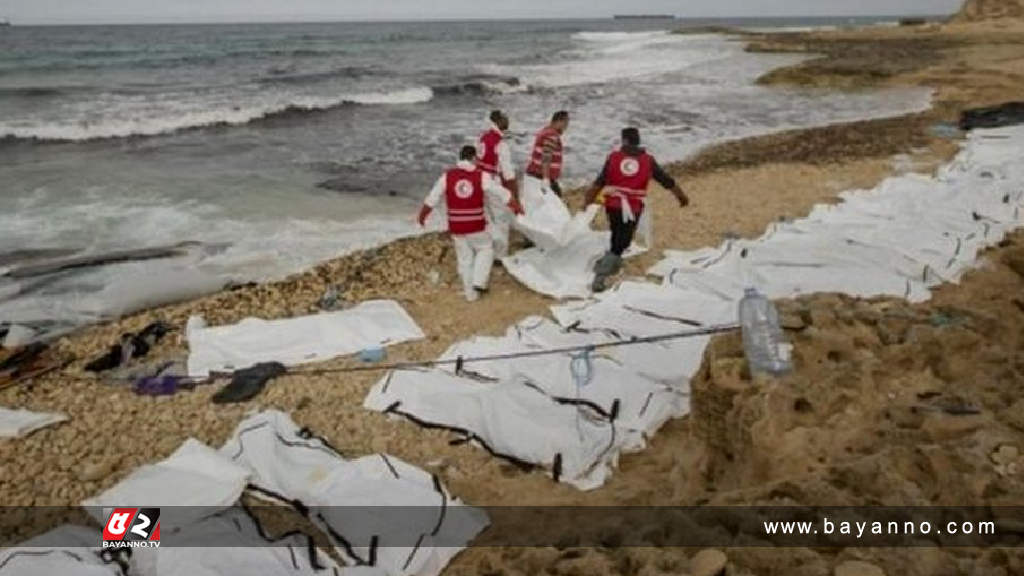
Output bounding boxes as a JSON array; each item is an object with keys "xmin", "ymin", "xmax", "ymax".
[{"xmin": 5, "ymin": 11, "xmax": 1024, "ymax": 576}]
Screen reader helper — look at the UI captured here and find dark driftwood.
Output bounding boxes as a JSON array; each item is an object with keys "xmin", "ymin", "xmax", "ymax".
[
  {"xmin": 960, "ymin": 101, "xmax": 1024, "ymax": 131},
  {"xmin": 3, "ymin": 244, "xmax": 194, "ymax": 279}
]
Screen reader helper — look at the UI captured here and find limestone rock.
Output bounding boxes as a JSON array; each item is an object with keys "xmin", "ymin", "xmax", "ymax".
[
  {"xmin": 691, "ymin": 549, "xmax": 727, "ymax": 576},
  {"xmin": 80, "ymin": 460, "xmax": 117, "ymax": 483},
  {"xmin": 709, "ymin": 358, "xmax": 748, "ymax": 390},
  {"xmin": 921, "ymin": 413, "xmax": 988, "ymax": 441},
  {"xmin": 808, "ymin": 306, "xmax": 839, "ymax": 329},
  {"xmin": 954, "ymin": 0, "xmax": 1024, "ymax": 23},
  {"xmin": 992, "ymin": 444, "xmax": 1019, "ymax": 465}
]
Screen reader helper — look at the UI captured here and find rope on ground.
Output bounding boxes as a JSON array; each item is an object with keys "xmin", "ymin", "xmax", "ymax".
[
  {"xmin": 285, "ymin": 323, "xmax": 741, "ymax": 377},
  {"xmin": 93, "ymin": 323, "xmax": 742, "ymax": 387}
]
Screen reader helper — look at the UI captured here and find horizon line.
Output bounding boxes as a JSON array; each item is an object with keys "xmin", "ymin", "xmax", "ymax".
[{"xmin": 1, "ymin": 13, "xmax": 956, "ymax": 27}]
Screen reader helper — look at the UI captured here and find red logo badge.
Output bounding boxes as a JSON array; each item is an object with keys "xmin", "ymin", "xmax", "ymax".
[{"xmin": 103, "ymin": 508, "xmax": 161, "ymax": 542}]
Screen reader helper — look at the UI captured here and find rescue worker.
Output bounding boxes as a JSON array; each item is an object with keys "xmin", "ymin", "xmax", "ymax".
[
  {"xmin": 513, "ymin": 110, "xmax": 570, "ymax": 250},
  {"xmin": 525, "ymin": 110, "xmax": 569, "ymax": 197},
  {"xmin": 476, "ymin": 110, "xmax": 519, "ymax": 260},
  {"xmin": 583, "ymin": 127, "xmax": 689, "ymax": 293},
  {"xmin": 418, "ymin": 145, "xmax": 524, "ymax": 302}
]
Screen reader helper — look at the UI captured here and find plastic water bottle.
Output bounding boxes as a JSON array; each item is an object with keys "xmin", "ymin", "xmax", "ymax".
[{"xmin": 738, "ymin": 287, "xmax": 793, "ymax": 377}]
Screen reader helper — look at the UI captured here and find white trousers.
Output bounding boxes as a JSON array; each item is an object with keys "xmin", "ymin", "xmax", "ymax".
[
  {"xmin": 485, "ymin": 192, "xmax": 513, "ymax": 260},
  {"xmin": 453, "ymin": 231, "xmax": 494, "ymax": 300}
]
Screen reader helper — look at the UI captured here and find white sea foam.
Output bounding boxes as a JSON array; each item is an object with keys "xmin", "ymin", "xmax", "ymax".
[
  {"xmin": 0, "ymin": 192, "xmax": 427, "ymax": 331},
  {"xmin": 489, "ymin": 31, "xmax": 738, "ymax": 89},
  {"xmin": 0, "ymin": 86, "xmax": 434, "ymax": 142},
  {"xmin": 570, "ymin": 31, "xmax": 669, "ymax": 42},
  {"xmin": 739, "ymin": 25, "xmax": 841, "ymax": 33}
]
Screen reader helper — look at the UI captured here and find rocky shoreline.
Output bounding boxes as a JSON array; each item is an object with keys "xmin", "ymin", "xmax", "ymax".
[{"xmin": 5, "ymin": 12, "xmax": 1024, "ymax": 576}]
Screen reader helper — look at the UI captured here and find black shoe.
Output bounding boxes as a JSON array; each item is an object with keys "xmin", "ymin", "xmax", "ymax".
[
  {"xmin": 212, "ymin": 362, "xmax": 287, "ymax": 404},
  {"xmin": 593, "ymin": 252, "xmax": 622, "ymax": 276}
]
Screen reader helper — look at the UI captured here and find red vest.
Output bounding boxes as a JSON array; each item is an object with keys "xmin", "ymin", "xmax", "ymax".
[
  {"xmin": 604, "ymin": 149, "xmax": 653, "ymax": 212},
  {"xmin": 476, "ymin": 129, "xmax": 503, "ymax": 175},
  {"xmin": 526, "ymin": 126, "xmax": 563, "ymax": 181},
  {"xmin": 444, "ymin": 168, "xmax": 487, "ymax": 236}
]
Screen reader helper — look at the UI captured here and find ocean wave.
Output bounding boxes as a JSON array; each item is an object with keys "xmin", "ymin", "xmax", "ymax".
[
  {"xmin": 429, "ymin": 74, "xmax": 522, "ymax": 96},
  {"xmin": 486, "ymin": 31, "xmax": 735, "ymax": 89},
  {"xmin": 0, "ymin": 47, "xmax": 354, "ymax": 77},
  {"xmin": 0, "ymin": 86, "xmax": 434, "ymax": 143},
  {"xmin": 0, "ymin": 192, "xmax": 425, "ymax": 333},
  {"xmin": 740, "ymin": 25, "xmax": 841, "ymax": 33},
  {"xmin": 571, "ymin": 31, "xmax": 669, "ymax": 42},
  {"xmin": 258, "ymin": 66, "xmax": 379, "ymax": 86}
]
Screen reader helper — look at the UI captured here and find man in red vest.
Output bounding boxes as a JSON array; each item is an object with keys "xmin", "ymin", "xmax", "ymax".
[
  {"xmin": 525, "ymin": 110, "xmax": 569, "ymax": 197},
  {"xmin": 584, "ymin": 127, "xmax": 689, "ymax": 292},
  {"xmin": 513, "ymin": 110, "xmax": 572, "ymax": 250},
  {"xmin": 476, "ymin": 110, "xmax": 519, "ymax": 260},
  {"xmin": 418, "ymin": 145, "xmax": 524, "ymax": 302}
]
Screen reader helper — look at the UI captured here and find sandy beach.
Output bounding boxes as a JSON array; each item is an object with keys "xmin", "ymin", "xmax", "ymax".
[{"xmin": 5, "ymin": 3, "xmax": 1024, "ymax": 574}]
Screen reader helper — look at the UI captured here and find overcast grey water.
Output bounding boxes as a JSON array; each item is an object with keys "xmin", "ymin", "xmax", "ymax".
[{"xmin": 0, "ymin": 17, "xmax": 933, "ymax": 334}]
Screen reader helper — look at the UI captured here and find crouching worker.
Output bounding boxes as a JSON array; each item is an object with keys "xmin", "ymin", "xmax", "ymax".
[
  {"xmin": 583, "ymin": 127, "xmax": 689, "ymax": 293},
  {"xmin": 418, "ymin": 145, "xmax": 524, "ymax": 302}
]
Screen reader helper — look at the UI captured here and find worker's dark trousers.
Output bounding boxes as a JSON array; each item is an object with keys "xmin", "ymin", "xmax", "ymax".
[{"xmin": 606, "ymin": 206, "xmax": 643, "ymax": 256}]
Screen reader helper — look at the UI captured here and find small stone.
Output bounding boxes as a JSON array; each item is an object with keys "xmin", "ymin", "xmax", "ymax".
[
  {"xmin": 709, "ymin": 358, "xmax": 748, "ymax": 390},
  {"xmin": 808, "ymin": 307, "xmax": 838, "ymax": 329},
  {"xmin": 921, "ymin": 413, "xmax": 987, "ymax": 441},
  {"xmin": 155, "ymin": 435, "xmax": 179, "ymax": 456},
  {"xmin": 691, "ymin": 549, "xmax": 727, "ymax": 576},
  {"xmin": 57, "ymin": 456, "xmax": 75, "ymax": 472},
  {"xmin": 836, "ymin": 308, "xmax": 856, "ymax": 324},
  {"xmin": 992, "ymin": 445, "xmax": 1020, "ymax": 465},
  {"xmin": 68, "ymin": 434, "xmax": 87, "ymax": 454},
  {"xmin": 835, "ymin": 560, "xmax": 885, "ymax": 576},
  {"xmin": 779, "ymin": 310, "xmax": 807, "ymax": 331},
  {"xmin": 80, "ymin": 460, "xmax": 116, "ymax": 482}
]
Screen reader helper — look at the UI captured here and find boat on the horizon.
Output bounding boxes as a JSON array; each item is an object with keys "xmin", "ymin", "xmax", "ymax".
[
  {"xmin": 613, "ymin": 14, "xmax": 676, "ymax": 20},
  {"xmin": 0, "ymin": 18, "xmax": 11, "ymax": 27}
]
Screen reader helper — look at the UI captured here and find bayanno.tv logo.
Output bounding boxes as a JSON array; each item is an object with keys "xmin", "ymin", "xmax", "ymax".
[{"xmin": 101, "ymin": 508, "xmax": 161, "ymax": 548}]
